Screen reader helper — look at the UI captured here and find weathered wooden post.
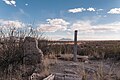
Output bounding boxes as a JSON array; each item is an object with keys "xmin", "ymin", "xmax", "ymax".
[{"xmin": 73, "ymin": 30, "xmax": 78, "ymax": 62}]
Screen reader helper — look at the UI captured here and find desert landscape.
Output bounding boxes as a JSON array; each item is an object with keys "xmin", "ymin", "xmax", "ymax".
[
  {"xmin": 0, "ymin": 32, "xmax": 120, "ymax": 80},
  {"xmin": 1, "ymin": 0, "xmax": 120, "ymax": 80}
]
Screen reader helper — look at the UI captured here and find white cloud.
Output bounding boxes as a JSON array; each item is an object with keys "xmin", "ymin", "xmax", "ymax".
[
  {"xmin": 87, "ymin": 8, "xmax": 95, "ymax": 12},
  {"xmin": 93, "ymin": 22, "xmax": 120, "ymax": 32},
  {"xmin": 68, "ymin": 8, "xmax": 86, "ymax": 13},
  {"xmin": 37, "ymin": 19, "xmax": 120, "ymax": 34},
  {"xmin": 10, "ymin": 0, "xmax": 16, "ymax": 5},
  {"xmin": 68, "ymin": 7, "xmax": 97, "ymax": 13},
  {"xmin": 25, "ymin": 3, "xmax": 28, "ymax": 6},
  {"xmin": 0, "ymin": 19, "xmax": 25, "ymax": 29},
  {"xmin": 37, "ymin": 19, "xmax": 69, "ymax": 32},
  {"xmin": 108, "ymin": 8, "xmax": 120, "ymax": 14},
  {"xmin": 3, "ymin": 0, "xmax": 11, "ymax": 5},
  {"xmin": 3, "ymin": 0, "xmax": 16, "ymax": 7},
  {"xmin": 70, "ymin": 20, "xmax": 120, "ymax": 33}
]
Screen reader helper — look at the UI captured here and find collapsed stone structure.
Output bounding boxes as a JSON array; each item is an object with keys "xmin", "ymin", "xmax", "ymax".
[
  {"xmin": 22, "ymin": 37, "xmax": 44, "ymax": 79},
  {"xmin": 23, "ymin": 37, "xmax": 43, "ymax": 65}
]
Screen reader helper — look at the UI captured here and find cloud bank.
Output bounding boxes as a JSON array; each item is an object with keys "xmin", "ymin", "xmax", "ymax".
[
  {"xmin": 1, "ymin": 18, "xmax": 120, "ymax": 40},
  {"xmin": 37, "ymin": 19, "xmax": 70, "ymax": 32},
  {"xmin": 71, "ymin": 21, "xmax": 120, "ymax": 33},
  {"xmin": 37, "ymin": 18, "xmax": 120, "ymax": 34},
  {"xmin": 1, "ymin": 18, "xmax": 120, "ymax": 34},
  {"xmin": 0, "ymin": 19, "xmax": 25, "ymax": 29}
]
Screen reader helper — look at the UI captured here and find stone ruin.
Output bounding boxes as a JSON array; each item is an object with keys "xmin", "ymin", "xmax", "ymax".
[
  {"xmin": 22, "ymin": 37, "xmax": 44, "ymax": 79},
  {"xmin": 23, "ymin": 37, "xmax": 43, "ymax": 65}
]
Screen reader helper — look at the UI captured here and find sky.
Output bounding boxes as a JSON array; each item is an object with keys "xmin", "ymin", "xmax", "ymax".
[{"xmin": 1, "ymin": 0, "xmax": 120, "ymax": 40}]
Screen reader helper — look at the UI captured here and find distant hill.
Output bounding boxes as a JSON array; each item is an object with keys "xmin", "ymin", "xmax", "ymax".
[{"xmin": 59, "ymin": 38, "xmax": 73, "ymax": 41}]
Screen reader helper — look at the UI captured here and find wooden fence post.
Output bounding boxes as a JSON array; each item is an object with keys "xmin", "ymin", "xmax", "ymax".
[{"xmin": 73, "ymin": 30, "xmax": 78, "ymax": 62}]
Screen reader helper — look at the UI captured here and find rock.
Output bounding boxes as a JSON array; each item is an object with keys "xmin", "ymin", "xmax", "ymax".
[
  {"xmin": 77, "ymin": 56, "xmax": 89, "ymax": 62},
  {"xmin": 64, "ymin": 69, "xmax": 77, "ymax": 74},
  {"xmin": 84, "ymin": 67, "xmax": 97, "ymax": 73},
  {"xmin": 23, "ymin": 37, "xmax": 44, "ymax": 65},
  {"xmin": 68, "ymin": 63, "xmax": 79, "ymax": 68},
  {"xmin": 30, "ymin": 73, "xmax": 41, "ymax": 80},
  {"xmin": 43, "ymin": 74, "xmax": 55, "ymax": 80},
  {"xmin": 54, "ymin": 73, "xmax": 82, "ymax": 80},
  {"xmin": 22, "ymin": 37, "xmax": 44, "ymax": 79}
]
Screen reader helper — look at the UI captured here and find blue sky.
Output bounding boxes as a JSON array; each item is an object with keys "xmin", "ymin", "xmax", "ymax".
[{"xmin": 1, "ymin": 0, "xmax": 120, "ymax": 40}]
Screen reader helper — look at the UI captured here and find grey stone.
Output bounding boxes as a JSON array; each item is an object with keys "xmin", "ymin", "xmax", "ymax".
[
  {"xmin": 22, "ymin": 37, "xmax": 44, "ymax": 79},
  {"xmin": 54, "ymin": 73, "xmax": 82, "ymax": 80},
  {"xmin": 23, "ymin": 37, "xmax": 43, "ymax": 65}
]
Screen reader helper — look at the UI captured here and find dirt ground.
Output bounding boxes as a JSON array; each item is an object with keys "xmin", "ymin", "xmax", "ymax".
[{"xmin": 48, "ymin": 59, "xmax": 120, "ymax": 80}]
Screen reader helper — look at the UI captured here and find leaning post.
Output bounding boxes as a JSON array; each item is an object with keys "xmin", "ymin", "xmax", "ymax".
[{"xmin": 73, "ymin": 30, "xmax": 78, "ymax": 62}]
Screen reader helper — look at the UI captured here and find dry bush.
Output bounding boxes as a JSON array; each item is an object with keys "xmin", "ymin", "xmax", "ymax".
[
  {"xmin": 0, "ymin": 26, "xmax": 48, "ymax": 79},
  {"xmin": 40, "ymin": 40, "xmax": 120, "ymax": 61},
  {"xmin": 0, "ymin": 37, "xmax": 24, "ymax": 73}
]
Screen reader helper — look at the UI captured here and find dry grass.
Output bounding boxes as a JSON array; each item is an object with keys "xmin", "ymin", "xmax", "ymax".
[
  {"xmin": 57, "ymin": 54, "xmax": 73, "ymax": 61},
  {"xmin": 80, "ymin": 61, "xmax": 120, "ymax": 80}
]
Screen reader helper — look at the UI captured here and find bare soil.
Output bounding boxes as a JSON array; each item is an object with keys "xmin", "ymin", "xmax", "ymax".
[{"xmin": 48, "ymin": 59, "xmax": 120, "ymax": 80}]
